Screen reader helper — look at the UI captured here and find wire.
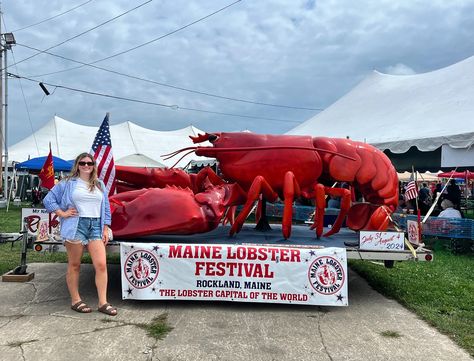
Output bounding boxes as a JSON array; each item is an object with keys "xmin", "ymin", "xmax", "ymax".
[
  {"xmin": 4, "ymin": 0, "xmax": 153, "ymax": 70},
  {"xmin": 30, "ymin": 0, "xmax": 242, "ymax": 77},
  {"xmin": 1, "ymin": 14, "xmax": 41, "ymax": 155},
  {"xmin": 11, "ymin": 0, "xmax": 96, "ymax": 33},
  {"xmin": 17, "ymin": 0, "xmax": 321, "ymax": 111},
  {"xmin": 19, "ymin": 43, "xmax": 322, "ymax": 111},
  {"xmin": 11, "ymin": 73, "xmax": 304, "ymax": 123}
]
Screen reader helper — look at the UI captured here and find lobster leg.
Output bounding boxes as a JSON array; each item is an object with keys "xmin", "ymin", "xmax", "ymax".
[
  {"xmin": 310, "ymin": 184, "xmax": 326, "ymax": 238},
  {"xmin": 282, "ymin": 171, "xmax": 301, "ymax": 239},
  {"xmin": 229, "ymin": 176, "xmax": 278, "ymax": 236},
  {"xmin": 322, "ymin": 187, "xmax": 351, "ymax": 237}
]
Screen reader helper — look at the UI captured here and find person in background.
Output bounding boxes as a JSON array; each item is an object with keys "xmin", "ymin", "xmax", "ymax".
[
  {"xmin": 446, "ymin": 179, "xmax": 462, "ymax": 210},
  {"xmin": 395, "ymin": 196, "xmax": 407, "ymax": 213},
  {"xmin": 43, "ymin": 152, "xmax": 117, "ymax": 316},
  {"xmin": 418, "ymin": 183, "xmax": 432, "ymax": 215},
  {"xmin": 327, "ymin": 195, "xmax": 341, "ymax": 209},
  {"xmin": 438, "ymin": 199, "xmax": 462, "ymax": 218}
]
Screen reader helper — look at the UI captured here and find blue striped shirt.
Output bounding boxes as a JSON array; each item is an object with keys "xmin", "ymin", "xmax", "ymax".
[{"xmin": 43, "ymin": 178, "xmax": 111, "ymax": 240}]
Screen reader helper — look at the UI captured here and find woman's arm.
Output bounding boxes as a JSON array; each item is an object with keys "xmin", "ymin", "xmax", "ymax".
[
  {"xmin": 101, "ymin": 180, "xmax": 112, "ymax": 226},
  {"xmin": 43, "ymin": 180, "xmax": 78, "ymax": 218},
  {"xmin": 43, "ymin": 181, "xmax": 65, "ymax": 213}
]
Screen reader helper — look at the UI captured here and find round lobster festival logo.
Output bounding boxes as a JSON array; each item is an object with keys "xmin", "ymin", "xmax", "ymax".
[
  {"xmin": 124, "ymin": 250, "xmax": 159, "ymax": 289},
  {"xmin": 308, "ymin": 256, "xmax": 344, "ymax": 295}
]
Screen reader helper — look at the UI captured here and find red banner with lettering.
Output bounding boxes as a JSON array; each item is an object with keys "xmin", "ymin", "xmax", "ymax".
[{"xmin": 38, "ymin": 149, "xmax": 55, "ymax": 189}]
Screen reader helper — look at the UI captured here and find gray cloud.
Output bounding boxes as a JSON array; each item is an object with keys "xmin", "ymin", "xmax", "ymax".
[{"xmin": 3, "ymin": 0, "xmax": 474, "ymax": 148}]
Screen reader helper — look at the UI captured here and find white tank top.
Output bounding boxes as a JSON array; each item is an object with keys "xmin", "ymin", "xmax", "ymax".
[{"xmin": 72, "ymin": 178, "xmax": 103, "ymax": 217}]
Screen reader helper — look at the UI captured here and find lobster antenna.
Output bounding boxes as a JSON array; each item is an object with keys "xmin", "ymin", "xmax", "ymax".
[
  {"xmin": 194, "ymin": 146, "xmax": 358, "ymax": 161},
  {"xmin": 162, "ymin": 146, "xmax": 197, "ymax": 159},
  {"xmin": 169, "ymin": 149, "xmax": 198, "ymax": 169},
  {"xmin": 163, "ymin": 145, "xmax": 357, "ymax": 162}
]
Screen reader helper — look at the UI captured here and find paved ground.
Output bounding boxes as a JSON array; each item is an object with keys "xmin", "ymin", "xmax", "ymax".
[{"xmin": 0, "ymin": 263, "xmax": 472, "ymax": 361}]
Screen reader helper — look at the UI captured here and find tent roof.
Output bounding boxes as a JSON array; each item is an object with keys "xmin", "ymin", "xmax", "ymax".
[
  {"xmin": 287, "ymin": 56, "xmax": 474, "ymax": 153},
  {"xmin": 116, "ymin": 153, "xmax": 166, "ymax": 168},
  {"xmin": 9, "ymin": 116, "xmax": 211, "ymax": 168},
  {"xmin": 15, "ymin": 155, "xmax": 73, "ymax": 172},
  {"xmin": 397, "ymin": 171, "xmax": 440, "ymax": 182}
]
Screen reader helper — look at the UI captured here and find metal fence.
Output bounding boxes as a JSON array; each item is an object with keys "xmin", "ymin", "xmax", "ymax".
[
  {"xmin": 393, "ymin": 214, "xmax": 474, "ymax": 240},
  {"xmin": 264, "ymin": 203, "xmax": 343, "ymax": 226},
  {"xmin": 264, "ymin": 203, "xmax": 474, "ymax": 240}
]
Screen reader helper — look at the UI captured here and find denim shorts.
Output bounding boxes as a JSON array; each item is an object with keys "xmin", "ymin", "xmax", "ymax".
[{"xmin": 72, "ymin": 217, "xmax": 102, "ymax": 245}]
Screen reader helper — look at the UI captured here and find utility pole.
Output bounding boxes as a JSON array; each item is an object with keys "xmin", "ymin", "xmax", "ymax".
[
  {"xmin": 4, "ymin": 36, "xmax": 8, "ymax": 202},
  {"xmin": 0, "ymin": 8, "xmax": 3, "ymax": 199},
  {"xmin": 0, "ymin": 22, "xmax": 16, "ymax": 203}
]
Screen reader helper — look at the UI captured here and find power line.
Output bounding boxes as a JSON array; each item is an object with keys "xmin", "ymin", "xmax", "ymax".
[
  {"xmin": 11, "ymin": 73, "xmax": 304, "ymax": 124},
  {"xmin": 4, "ymin": 0, "xmax": 153, "ymax": 70},
  {"xmin": 11, "ymin": 0, "xmax": 96, "ymax": 33},
  {"xmin": 18, "ymin": 44, "xmax": 323, "ymax": 111},
  {"xmin": 1, "ymin": 14, "xmax": 40, "ymax": 154},
  {"xmin": 30, "ymin": 0, "xmax": 243, "ymax": 78}
]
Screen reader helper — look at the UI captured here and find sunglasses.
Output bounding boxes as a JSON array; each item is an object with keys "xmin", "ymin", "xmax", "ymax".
[{"xmin": 78, "ymin": 161, "xmax": 95, "ymax": 166}]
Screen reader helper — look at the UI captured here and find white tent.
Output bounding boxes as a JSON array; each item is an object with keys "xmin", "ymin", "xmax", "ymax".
[
  {"xmin": 287, "ymin": 55, "xmax": 474, "ymax": 168},
  {"xmin": 9, "ymin": 116, "xmax": 212, "ymax": 168},
  {"xmin": 397, "ymin": 171, "xmax": 440, "ymax": 182},
  {"xmin": 115, "ymin": 154, "xmax": 166, "ymax": 168}
]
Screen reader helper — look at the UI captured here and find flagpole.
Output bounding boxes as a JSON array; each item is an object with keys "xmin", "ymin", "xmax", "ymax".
[
  {"xmin": 422, "ymin": 167, "xmax": 458, "ymax": 223},
  {"xmin": 412, "ymin": 166, "xmax": 422, "ymax": 241}
]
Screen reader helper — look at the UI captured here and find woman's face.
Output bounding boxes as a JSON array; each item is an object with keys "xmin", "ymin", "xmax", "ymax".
[{"xmin": 78, "ymin": 156, "xmax": 95, "ymax": 177}]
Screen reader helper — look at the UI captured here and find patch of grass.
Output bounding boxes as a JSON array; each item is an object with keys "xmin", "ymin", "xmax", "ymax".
[
  {"xmin": 0, "ymin": 204, "xmax": 23, "ymax": 233},
  {"xmin": 380, "ymin": 330, "xmax": 402, "ymax": 338},
  {"xmin": 0, "ymin": 242, "xmax": 68, "ymax": 275},
  {"xmin": 350, "ymin": 238, "xmax": 474, "ymax": 357},
  {"xmin": 137, "ymin": 313, "xmax": 173, "ymax": 340}
]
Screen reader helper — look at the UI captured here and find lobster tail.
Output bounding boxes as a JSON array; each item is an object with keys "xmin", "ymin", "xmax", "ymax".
[
  {"xmin": 345, "ymin": 203, "xmax": 391, "ymax": 231},
  {"xmin": 313, "ymin": 137, "xmax": 399, "ymax": 234}
]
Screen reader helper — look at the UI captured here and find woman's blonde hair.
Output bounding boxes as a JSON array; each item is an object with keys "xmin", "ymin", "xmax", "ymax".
[{"xmin": 68, "ymin": 152, "xmax": 100, "ymax": 191}]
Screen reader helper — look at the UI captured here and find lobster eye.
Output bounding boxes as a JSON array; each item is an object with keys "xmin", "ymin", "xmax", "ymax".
[{"xmin": 208, "ymin": 134, "xmax": 219, "ymax": 143}]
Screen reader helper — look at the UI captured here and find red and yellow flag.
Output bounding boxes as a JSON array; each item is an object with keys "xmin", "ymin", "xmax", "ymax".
[{"xmin": 38, "ymin": 148, "xmax": 55, "ymax": 189}]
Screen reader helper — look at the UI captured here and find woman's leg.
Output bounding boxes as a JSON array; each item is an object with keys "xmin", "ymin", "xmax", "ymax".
[
  {"xmin": 65, "ymin": 241, "xmax": 85, "ymax": 305},
  {"xmin": 87, "ymin": 239, "xmax": 112, "ymax": 310}
]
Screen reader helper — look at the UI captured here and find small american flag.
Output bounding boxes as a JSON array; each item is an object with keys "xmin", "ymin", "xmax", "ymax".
[
  {"xmin": 91, "ymin": 113, "xmax": 116, "ymax": 196},
  {"xmin": 404, "ymin": 172, "xmax": 418, "ymax": 201}
]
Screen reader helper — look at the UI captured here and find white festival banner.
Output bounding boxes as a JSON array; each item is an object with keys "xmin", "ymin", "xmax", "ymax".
[{"xmin": 120, "ymin": 243, "xmax": 348, "ymax": 306}]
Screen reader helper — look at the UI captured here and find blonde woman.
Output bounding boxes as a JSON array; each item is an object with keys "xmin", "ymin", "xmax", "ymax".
[{"xmin": 43, "ymin": 152, "xmax": 116, "ymax": 316}]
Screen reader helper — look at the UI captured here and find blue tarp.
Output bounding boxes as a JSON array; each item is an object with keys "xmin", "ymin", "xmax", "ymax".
[{"xmin": 15, "ymin": 156, "xmax": 73, "ymax": 172}]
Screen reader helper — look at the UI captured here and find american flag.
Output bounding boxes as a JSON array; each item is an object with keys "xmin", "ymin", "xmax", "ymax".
[
  {"xmin": 404, "ymin": 172, "xmax": 418, "ymax": 201},
  {"xmin": 91, "ymin": 113, "xmax": 116, "ymax": 196}
]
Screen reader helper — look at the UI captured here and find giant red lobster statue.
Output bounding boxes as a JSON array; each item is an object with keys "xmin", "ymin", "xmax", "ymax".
[{"xmin": 110, "ymin": 132, "xmax": 399, "ymax": 239}]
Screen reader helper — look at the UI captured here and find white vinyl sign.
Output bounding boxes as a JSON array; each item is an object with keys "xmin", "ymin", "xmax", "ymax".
[
  {"xmin": 120, "ymin": 243, "xmax": 348, "ymax": 306},
  {"xmin": 359, "ymin": 231, "xmax": 405, "ymax": 251}
]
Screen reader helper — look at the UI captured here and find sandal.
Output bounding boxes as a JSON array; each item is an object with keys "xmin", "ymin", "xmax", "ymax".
[
  {"xmin": 71, "ymin": 300, "xmax": 92, "ymax": 313},
  {"xmin": 98, "ymin": 303, "xmax": 117, "ymax": 316}
]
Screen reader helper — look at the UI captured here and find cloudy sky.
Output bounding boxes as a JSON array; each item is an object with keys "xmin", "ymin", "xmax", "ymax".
[{"xmin": 3, "ymin": 0, "xmax": 474, "ymax": 147}]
